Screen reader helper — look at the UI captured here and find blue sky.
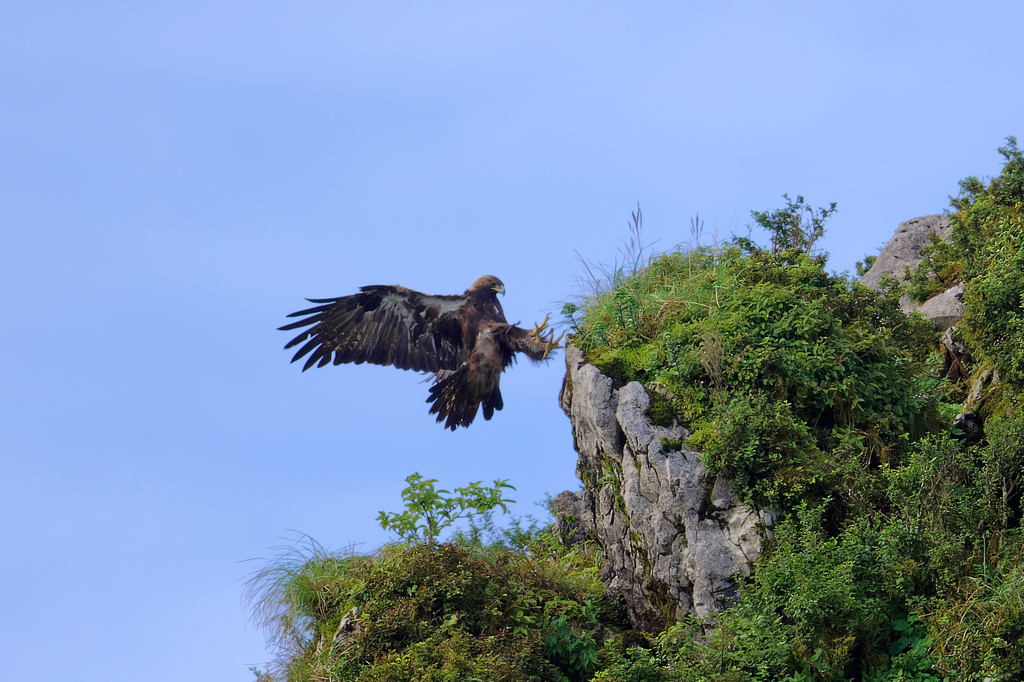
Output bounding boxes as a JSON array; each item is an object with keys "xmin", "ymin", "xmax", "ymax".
[{"xmin": 1, "ymin": 2, "xmax": 1021, "ymax": 680}]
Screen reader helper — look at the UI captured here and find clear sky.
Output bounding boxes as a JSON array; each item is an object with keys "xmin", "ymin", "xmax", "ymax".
[{"xmin": 1, "ymin": 2, "xmax": 1021, "ymax": 680}]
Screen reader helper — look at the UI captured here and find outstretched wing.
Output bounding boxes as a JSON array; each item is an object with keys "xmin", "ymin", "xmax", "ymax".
[{"xmin": 279, "ymin": 285, "xmax": 472, "ymax": 373}]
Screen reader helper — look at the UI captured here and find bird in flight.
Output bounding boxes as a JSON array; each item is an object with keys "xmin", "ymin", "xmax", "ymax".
[{"xmin": 279, "ymin": 275, "xmax": 563, "ymax": 430}]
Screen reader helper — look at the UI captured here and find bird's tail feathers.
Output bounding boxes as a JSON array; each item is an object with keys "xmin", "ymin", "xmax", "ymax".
[{"xmin": 427, "ymin": 366, "xmax": 500, "ymax": 430}]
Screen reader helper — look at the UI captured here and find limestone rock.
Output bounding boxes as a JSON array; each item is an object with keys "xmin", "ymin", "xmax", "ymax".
[
  {"xmin": 859, "ymin": 214, "xmax": 951, "ymax": 292},
  {"xmin": 557, "ymin": 344, "xmax": 766, "ymax": 631},
  {"xmin": 551, "ymin": 489, "xmax": 595, "ymax": 548},
  {"xmin": 859, "ymin": 214, "xmax": 963, "ymax": 328},
  {"xmin": 916, "ymin": 283, "xmax": 964, "ymax": 330}
]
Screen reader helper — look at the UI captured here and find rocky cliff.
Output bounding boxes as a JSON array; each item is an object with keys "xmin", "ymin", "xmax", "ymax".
[
  {"xmin": 552, "ymin": 214, "xmax": 967, "ymax": 631},
  {"xmin": 554, "ymin": 344, "xmax": 767, "ymax": 631}
]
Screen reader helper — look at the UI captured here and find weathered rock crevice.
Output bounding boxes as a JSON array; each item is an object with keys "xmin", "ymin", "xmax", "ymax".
[{"xmin": 556, "ymin": 345, "xmax": 765, "ymax": 631}]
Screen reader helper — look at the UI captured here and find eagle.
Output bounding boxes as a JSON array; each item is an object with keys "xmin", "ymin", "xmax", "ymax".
[{"xmin": 279, "ymin": 275, "xmax": 563, "ymax": 430}]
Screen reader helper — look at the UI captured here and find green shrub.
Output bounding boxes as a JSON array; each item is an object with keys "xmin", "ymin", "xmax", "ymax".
[
  {"xmin": 856, "ymin": 254, "xmax": 877, "ymax": 278},
  {"xmin": 376, "ymin": 473, "xmax": 516, "ymax": 546},
  {"xmin": 909, "ymin": 137, "xmax": 1024, "ymax": 386},
  {"xmin": 929, "ymin": 555, "xmax": 1024, "ymax": 681},
  {"xmin": 245, "ymin": 476, "xmax": 623, "ymax": 682},
  {"xmin": 246, "ymin": 536, "xmax": 619, "ymax": 681},
  {"xmin": 568, "ymin": 202, "xmax": 935, "ymax": 509},
  {"xmin": 592, "ymin": 645, "xmax": 672, "ymax": 682}
]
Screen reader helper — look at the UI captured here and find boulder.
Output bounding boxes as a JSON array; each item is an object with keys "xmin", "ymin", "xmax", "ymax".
[
  {"xmin": 916, "ymin": 283, "xmax": 965, "ymax": 330},
  {"xmin": 859, "ymin": 214, "xmax": 963, "ymax": 328},
  {"xmin": 859, "ymin": 214, "xmax": 951, "ymax": 292}
]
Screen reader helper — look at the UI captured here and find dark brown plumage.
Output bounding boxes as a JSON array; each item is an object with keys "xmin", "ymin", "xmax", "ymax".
[{"xmin": 279, "ymin": 276, "xmax": 562, "ymax": 430}]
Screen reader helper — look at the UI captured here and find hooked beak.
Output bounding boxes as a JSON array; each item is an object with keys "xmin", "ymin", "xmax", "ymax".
[{"xmin": 493, "ymin": 284, "xmax": 505, "ymax": 296}]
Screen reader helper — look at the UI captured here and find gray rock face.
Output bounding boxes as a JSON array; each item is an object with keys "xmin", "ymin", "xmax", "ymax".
[
  {"xmin": 551, "ymin": 490, "xmax": 595, "ymax": 548},
  {"xmin": 557, "ymin": 344, "xmax": 765, "ymax": 631},
  {"xmin": 859, "ymin": 214, "xmax": 963, "ymax": 328},
  {"xmin": 916, "ymin": 283, "xmax": 965, "ymax": 330},
  {"xmin": 859, "ymin": 214, "xmax": 951, "ymax": 291}
]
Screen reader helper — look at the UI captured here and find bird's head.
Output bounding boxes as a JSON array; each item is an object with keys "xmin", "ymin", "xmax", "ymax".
[{"xmin": 469, "ymin": 275, "xmax": 505, "ymax": 296}]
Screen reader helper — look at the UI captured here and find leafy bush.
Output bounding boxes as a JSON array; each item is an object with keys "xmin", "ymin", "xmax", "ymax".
[
  {"xmin": 856, "ymin": 254, "xmax": 877, "ymax": 278},
  {"xmin": 567, "ymin": 201, "xmax": 935, "ymax": 509},
  {"xmin": 909, "ymin": 137, "xmax": 1024, "ymax": 385},
  {"xmin": 592, "ymin": 645, "xmax": 673, "ymax": 682},
  {"xmin": 749, "ymin": 193, "xmax": 836, "ymax": 256},
  {"xmin": 376, "ymin": 473, "xmax": 516, "ymax": 545},
  {"xmin": 929, "ymin": 557, "xmax": 1024, "ymax": 681},
  {"xmin": 246, "ymin": 537, "xmax": 620, "ymax": 681},
  {"xmin": 246, "ymin": 478, "xmax": 622, "ymax": 682}
]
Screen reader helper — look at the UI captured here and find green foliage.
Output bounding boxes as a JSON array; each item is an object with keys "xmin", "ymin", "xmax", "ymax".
[
  {"xmin": 929, "ymin": 557, "xmax": 1024, "ymax": 681},
  {"xmin": 905, "ymin": 231, "xmax": 955, "ymax": 304},
  {"xmin": 909, "ymin": 137, "xmax": 1024, "ymax": 385},
  {"xmin": 872, "ymin": 613, "xmax": 938, "ymax": 682},
  {"xmin": 247, "ymin": 477, "xmax": 623, "ymax": 682},
  {"xmin": 703, "ymin": 395, "xmax": 823, "ymax": 508},
  {"xmin": 451, "ymin": 506, "xmax": 552, "ymax": 554},
  {"xmin": 646, "ymin": 391, "xmax": 678, "ymax": 428},
  {"xmin": 545, "ymin": 600, "xmax": 600, "ymax": 680},
  {"xmin": 568, "ymin": 200, "xmax": 934, "ymax": 509},
  {"xmin": 246, "ymin": 537, "xmax": 617, "ymax": 682},
  {"xmin": 882, "ymin": 435, "xmax": 1001, "ymax": 590},
  {"xmin": 749, "ymin": 502, "xmax": 888, "ymax": 675},
  {"xmin": 376, "ymin": 473, "xmax": 516, "ymax": 545},
  {"xmin": 592, "ymin": 645, "xmax": 673, "ymax": 682},
  {"xmin": 855, "ymin": 254, "xmax": 877, "ymax": 278},
  {"xmin": 750, "ymin": 193, "xmax": 837, "ymax": 256}
]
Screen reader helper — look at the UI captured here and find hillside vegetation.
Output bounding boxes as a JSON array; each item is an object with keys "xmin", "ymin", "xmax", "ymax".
[{"xmin": 247, "ymin": 141, "xmax": 1024, "ymax": 681}]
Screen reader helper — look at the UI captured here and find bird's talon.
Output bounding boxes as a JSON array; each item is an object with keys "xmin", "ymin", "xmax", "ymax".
[
  {"xmin": 530, "ymin": 314, "xmax": 552, "ymax": 342},
  {"xmin": 537, "ymin": 327, "xmax": 564, "ymax": 359}
]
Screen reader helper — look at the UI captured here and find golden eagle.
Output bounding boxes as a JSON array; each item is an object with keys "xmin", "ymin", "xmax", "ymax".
[{"xmin": 279, "ymin": 275, "xmax": 562, "ymax": 430}]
